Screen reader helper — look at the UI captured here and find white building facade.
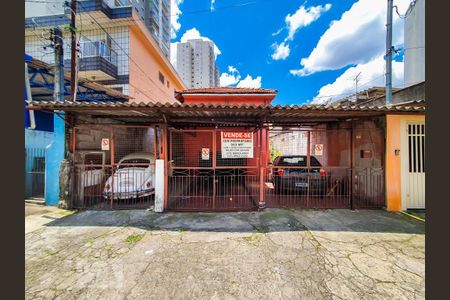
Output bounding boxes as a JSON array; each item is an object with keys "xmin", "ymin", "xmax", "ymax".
[
  {"xmin": 404, "ymin": 0, "xmax": 425, "ymax": 86},
  {"xmin": 176, "ymin": 39, "xmax": 220, "ymax": 88}
]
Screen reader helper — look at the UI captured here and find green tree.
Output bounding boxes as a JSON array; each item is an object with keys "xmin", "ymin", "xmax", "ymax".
[{"xmin": 269, "ymin": 142, "xmax": 282, "ymax": 162}]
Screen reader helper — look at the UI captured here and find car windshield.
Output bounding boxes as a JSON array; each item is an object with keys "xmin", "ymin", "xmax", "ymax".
[
  {"xmin": 117, "ymin": 158, "xmax": 150, "ymax": 169},
  {"xmin": 275, "ymin": 156, "xmax": 322, "ymax": 167}
]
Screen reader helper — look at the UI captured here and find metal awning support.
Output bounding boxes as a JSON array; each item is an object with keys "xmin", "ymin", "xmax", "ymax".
[
  {"xmin": 24, "ymin": 62, "xmax": 36, "ymax": 129},
  {"xmin": 27, "ymin": 66, "xmax": 127, "ymax": 102}
]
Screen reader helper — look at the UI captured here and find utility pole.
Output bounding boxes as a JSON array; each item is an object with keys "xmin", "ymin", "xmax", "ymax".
[
  {"xmin": 353, "ymin": 72, "xmax": 362, "ymax": 103},
  {"xmin": 47, "ymin": 26, "xmax": 67, "ymax": 206},
  {"xmin": 70, "ymin": 0, "xmax": 78, "ymax": 101},
  {"xmin": 53, "ymin": 27, "xmax": 65, "ymax": 102},
  {"xmin": 385, "ymin": 0, "xmax": 393, "ymax": 104}
]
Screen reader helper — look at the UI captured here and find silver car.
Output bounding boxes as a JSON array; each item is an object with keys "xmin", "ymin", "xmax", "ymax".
[{"xmin": 103, "ymin": 152, "xmax": 155, "ymax": 200}]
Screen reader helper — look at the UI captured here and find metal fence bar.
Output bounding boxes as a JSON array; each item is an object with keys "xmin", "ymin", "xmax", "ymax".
[
  {"xmin": 25, "ymin": 147, "xmax": 46, "ymax": 199},
  {"xmin": 72, "ymin": 125, "xmax": 157, "ymax": 210}
]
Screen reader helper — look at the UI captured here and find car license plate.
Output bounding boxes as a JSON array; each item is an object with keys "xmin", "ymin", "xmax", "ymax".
[{"xmin": 295, "ymin": 182, "xmax": 308, "ymax": 188}]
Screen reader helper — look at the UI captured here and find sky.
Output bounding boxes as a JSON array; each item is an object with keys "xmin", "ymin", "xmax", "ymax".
[{"xmin": 170, "ymin": 0, "xmax": 411, "ymax": 105}]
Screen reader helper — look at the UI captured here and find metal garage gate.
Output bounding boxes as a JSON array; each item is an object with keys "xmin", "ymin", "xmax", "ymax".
[
  {"xmin": 25, "ymin": 148, "xmax": 46, "ymax": 199},
  {"xmin": 265, "ymin": 126, "xmax": 385, "ymax": 209},
  {"xmin": 71, "ymin": 125, "xmax": 158, "ymax": 209},
  {"xmin": 167, "ymin": 129, "xmax": 261, "ymax": 211}
]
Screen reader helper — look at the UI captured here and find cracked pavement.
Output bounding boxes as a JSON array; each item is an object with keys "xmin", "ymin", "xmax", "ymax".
[{"xmin": 25, "ymin": 206, "xmax": 425, "ymax": 299}]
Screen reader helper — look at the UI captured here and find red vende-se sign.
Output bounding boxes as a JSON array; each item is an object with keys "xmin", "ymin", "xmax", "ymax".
[
  {"xmin": 221, "ymin": 132, "xmax": 253, "ymax": 139},
  {"xmin": 221, "ymin": 131, "xmax": 254, "ymax": 158}
]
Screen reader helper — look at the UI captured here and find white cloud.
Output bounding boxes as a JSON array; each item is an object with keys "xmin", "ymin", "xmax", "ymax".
[
  {"xmin": 271, "ymin": 42, "xmax": 290, "ymax": 60},
  {"xmin": 220, "ymin": 73, "xmax": 241, "ymax": 86},
  {"xmin": 271, "ymin": 3, "xmax": 330, "ymax": 60},
  {"xmin": 180, "ymin": 28, "xmax": 221, "ymax": 57},
  {"xmin": 171, "ymin": 0, "xmax": 183, "ymax": 39},
  {"xmin": 285, "ymin": 3, "xmax": 332, "ymax": 41},
  {"xmin": 272, "ymin": 28, "xmax": 283, "ymax": 37},
  {"xmin": 220, "ymin": 65, "xmax": 241, "ymax": 86},
  {"xmin": 290, "ymin": 0, "xmax": 410, "ymax": 76},
  {"xmin": 228, "ymin": 66, "xmax": 238, "ymax": 73},
  {"xmin": 237, "ymin": 75, "xmax": 262, "ymax": 88},
  {"xmin": 219, "ymin": 66, "xmax": 262, "ymax": 88},
  {"xmin": 312, "ymin": 56, "xmax": 404, "ymax": 104}
]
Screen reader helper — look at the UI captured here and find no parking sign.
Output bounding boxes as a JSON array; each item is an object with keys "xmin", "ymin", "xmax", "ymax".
[
  {"xmin": 314, "ymin": 144, "xmax": 323, "ymax": 156},
  {"xmin": 101, "ymin": 138, "xmax": 110, "ymax": 151},
  {"xmin": 201, "ymin": 148, "xmax": 210, "ymax": 160}
]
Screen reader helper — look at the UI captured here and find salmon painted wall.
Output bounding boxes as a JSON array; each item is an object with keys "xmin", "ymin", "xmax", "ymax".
[
  {"xmin": 128, "ymin": 24, "xmax": 184, "ymax": 104},
  {"xmin": 386, "ymin": 114, "xmax": 425, "ymax": 211},
  {"xmin": 181, "ymin": 95, "xmax": 274, "ymax": 106}
]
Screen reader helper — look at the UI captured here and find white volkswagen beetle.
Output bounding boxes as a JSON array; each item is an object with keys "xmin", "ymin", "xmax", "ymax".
[{"xmin": 103, "ymin": 152, "xmax": 155, "ymax": 200}]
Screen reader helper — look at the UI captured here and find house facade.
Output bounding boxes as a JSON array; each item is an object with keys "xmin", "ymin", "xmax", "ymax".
[{"xmin": 27, "ymin": 87, "xmax": 424, "ymax": 212}]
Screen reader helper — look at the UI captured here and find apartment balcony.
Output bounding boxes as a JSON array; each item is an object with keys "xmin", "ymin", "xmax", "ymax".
[
  {"xmin": 161, "ymin": 13, "xmax": 170, "ymax": 26},
  {"xmin": 25, "ymin": 0, "xmax": 133, "ymax": 33},
  {"xmin": 161, "ymin": 0, "xmax": 170, "ymax": 9},
  {"xmin": 65, "ymin": 41, "xmax": 118, "ymax": 81}
]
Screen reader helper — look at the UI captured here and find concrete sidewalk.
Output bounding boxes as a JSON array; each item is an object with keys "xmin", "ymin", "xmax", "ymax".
[
  {"xmin": 25, "ymin": 203, "xmax": 75, "ymax": 234},
  {"xmin": 25, "ymin": 208, "xmax": 425, "ymax": 299}
]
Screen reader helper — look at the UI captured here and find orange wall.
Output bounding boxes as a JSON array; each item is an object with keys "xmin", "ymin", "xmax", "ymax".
[
  {"xmin": 386, "ymin": 114, "xmax": 425, "ymax": 211},
  {"xmin": 181, "ymin": 95, "xmax": 274, "ymax": 106},
  {"xmin": 128, "ymin": 24, "xmax": 184, "ymax": 104}
]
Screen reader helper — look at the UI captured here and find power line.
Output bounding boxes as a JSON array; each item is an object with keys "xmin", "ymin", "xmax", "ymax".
[
  {"xmin": 28, "ymin": 2, "xmax": 149, "ymax": 101},
  {"xmin": 179, "ymin": 0, "xmax": 276, "ymax": 16},
  {"xmin": 393, "ymin": 0, "xmax": 416, "ymax": 19}
]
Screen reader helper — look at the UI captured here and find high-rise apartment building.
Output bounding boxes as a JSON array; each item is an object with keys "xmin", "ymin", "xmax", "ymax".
[
  {"xmin": 176, "ymin": 39, "xmax": 220, "ymax": 88},
  {"xmin": 25, "ymin": 0, "xmax": 184, "ymax": 103},
  {"xmin": 25, "ymin": 0, "xmax": 171, "ymax": 58},
  {"xmin": 132, "ymin": 0, "xmax": 171, "ymax": 58}
]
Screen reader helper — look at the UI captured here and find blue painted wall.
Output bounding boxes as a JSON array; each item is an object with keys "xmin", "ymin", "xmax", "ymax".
[
  {"xmin": 25, "ymin": 129, "xmax": 54, "ymax": 198},
  {"xmin": 45, "ymin": 114, "xmax": 65, "ymax": 206},
  {"xmin": 25, "ymin": 129, "xmax": 53, "ymax": 148}
]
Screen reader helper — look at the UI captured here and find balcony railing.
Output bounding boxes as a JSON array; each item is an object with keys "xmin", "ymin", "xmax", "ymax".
[
  {"xmin": 161, "ymin": 0, "xmax": 170, "ymax": 8},
  {"xmin": 79, "ymin": 41, "xmax": 118, "ymax": 66}
]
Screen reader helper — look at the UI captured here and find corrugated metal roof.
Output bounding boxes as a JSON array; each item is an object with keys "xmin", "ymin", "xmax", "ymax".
[{"xmin": 27, "ymin": 100, "xmax": 425, "ymax": 112}]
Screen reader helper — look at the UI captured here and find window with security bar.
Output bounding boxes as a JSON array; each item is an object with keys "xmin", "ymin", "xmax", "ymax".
[{"xmin": 408, "ymin": 123, "xmax": 425, "ymax": 173}]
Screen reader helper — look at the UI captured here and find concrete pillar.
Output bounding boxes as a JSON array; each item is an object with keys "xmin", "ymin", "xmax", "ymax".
[
  {"xmin": 154, "ymin": 159, "xmax": 165, "ymax": 212},
  {"xmin": 45, "ymin": 113, "xmax": 65, "ymax": 206}
]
